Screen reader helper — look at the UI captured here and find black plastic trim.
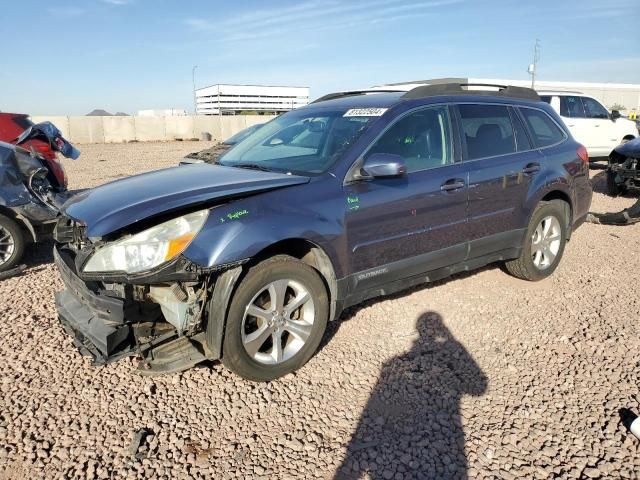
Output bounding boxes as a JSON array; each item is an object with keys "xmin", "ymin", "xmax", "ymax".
[{"xmin": 401, "ymin": 83, "xmax": 540, "ymax": 101}]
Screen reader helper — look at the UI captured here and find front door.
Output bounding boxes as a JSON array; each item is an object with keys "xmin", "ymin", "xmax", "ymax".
[
  {"xmin": 344, "ymin": 105, "xmax": 468, "ymax": 293},
  {"xmin": 581, "ymin": 96, "xmax": 618, "ymax": 154}
]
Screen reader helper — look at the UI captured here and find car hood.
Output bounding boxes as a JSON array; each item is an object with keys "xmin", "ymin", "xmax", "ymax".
[
  {"xmin": 614, "ymin": 136, "xmax": 640, "ymax": 158},
  {"xmin": 63, "ymin": 163, "xmax": 310, "ymax": 237}
]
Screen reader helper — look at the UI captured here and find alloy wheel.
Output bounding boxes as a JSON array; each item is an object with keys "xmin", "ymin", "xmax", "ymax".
[
  {"xmin": 531, "ymin": 215, "xmax": 562, "ymax": 270},
  {"xmin": 0, "ymin": 225, "xmax": 15, "ymax": 266},
  {"xmin": 241, "ymin": 279, "xmax": 315, "ymax": 365}
]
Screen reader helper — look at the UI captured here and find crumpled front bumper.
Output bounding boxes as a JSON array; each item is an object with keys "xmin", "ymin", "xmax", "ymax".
[{"xmin": 54, "ymin": 246, "xmax": 134, "ymax": 364}]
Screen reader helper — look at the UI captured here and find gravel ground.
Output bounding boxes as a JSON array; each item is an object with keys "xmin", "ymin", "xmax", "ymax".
[{"xmin": 1, "ymin": 143, "xmax": 639, "ymax": 479}]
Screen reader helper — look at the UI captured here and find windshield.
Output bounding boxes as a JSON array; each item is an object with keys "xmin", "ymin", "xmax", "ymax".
[
  {"xmin": 219, "ymin": 108, "xmax": 379, "ymax": 175},
  {"xmin": 224, "ymin": 123, "xmax": 263, "ymax": 145}
]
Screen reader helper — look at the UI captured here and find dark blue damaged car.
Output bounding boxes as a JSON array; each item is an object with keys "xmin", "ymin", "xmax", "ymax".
[{"xmin": 53, "ymin": 82, "xmax": 592, "ymax": 381}]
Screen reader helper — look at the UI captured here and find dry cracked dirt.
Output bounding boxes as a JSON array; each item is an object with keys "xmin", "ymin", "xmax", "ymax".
[{"xmin": 1, "ymin": 142, "xmax": 639, "ymax": 479}]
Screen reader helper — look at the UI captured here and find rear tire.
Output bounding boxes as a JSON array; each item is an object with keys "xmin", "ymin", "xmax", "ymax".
[
  {"xmin": 505, "ymin": 201, "xmax": 567, "ymax": 281},
  {"xmin": 221, "ymin": 255, "xmax": 328, "ymax": 381},
  {"xmin": 0, "ymin": 215, "xmax": 25, "ymax": 273}
]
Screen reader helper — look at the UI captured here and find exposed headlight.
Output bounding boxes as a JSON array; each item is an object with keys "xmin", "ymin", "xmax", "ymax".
[{"xmin": 83, "ymin": 210, "xmax": 209, "ymax": 274}]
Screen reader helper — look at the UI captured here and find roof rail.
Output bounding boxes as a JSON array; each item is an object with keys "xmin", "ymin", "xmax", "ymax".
[
  {"xmin": 311, "ymin": 89, "xmax": 403, "ymax": 104},
  {"xmin": 402, "ymin": 83, "xmax": 540, "ymax": 101}
]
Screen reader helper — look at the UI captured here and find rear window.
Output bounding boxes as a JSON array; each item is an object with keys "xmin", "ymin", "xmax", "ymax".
[
  {"xmin": 519, "ymin": 108, "xmax": 566, "ymax": 148},
  {"xmin": 459, "ymin": 104, "xmax": 515, "ymax": 159}
]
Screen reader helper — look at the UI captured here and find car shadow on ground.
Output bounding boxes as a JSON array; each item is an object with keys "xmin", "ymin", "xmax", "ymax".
[
  {"xmin": 21, "ymin": 240, "xmax": 54, "ymax": 270},
  {"xmin": 334, "ymin": 311, "xmax": 488, "ymax": 479}
]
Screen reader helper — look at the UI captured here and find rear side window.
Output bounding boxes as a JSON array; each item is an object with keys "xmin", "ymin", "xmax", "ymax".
[
  {"xmin": 559, "ymin": 96, "xmax": 586, "ymax": 118},
  {"xmin": 366, "ymin": 105, "xmax": 452, "ymax": 173},
  {"xmin": 519, "ymin": 108, "xmax": 566, "ymax": 148},
  {"xmin": 540, "ymin": 96, "xmax": 552, "ymax": 104},
  {"xmin": 459, "ymin": 104, "xmax": 515, "ymax": 159},
  {"xmin": 582, "ymin": 97, "xmax": 610, "ymax": 119}
]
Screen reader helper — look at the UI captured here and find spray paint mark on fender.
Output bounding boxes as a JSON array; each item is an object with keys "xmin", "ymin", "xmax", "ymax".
[
  {"xmin": 347, "ymin": 195, "xmax": 360, "ymax": 211},
  {"xmin": 219, "ymin": 209, "xmax": 249, "ymax": 223}
]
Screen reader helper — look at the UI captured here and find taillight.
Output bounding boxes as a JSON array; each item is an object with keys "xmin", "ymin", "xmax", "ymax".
[{"xmin": 577, "ymin": 145, "xmax": 589, "ymax": 164}]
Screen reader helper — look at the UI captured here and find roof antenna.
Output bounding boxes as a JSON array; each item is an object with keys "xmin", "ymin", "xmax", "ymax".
[{"xmin": 527, "ymin": 38, "xmax": 541, "ymax": 89}]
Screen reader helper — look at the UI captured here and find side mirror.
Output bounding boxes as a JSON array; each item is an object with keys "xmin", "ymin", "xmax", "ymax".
[
  {"xmin": 611, "ymin": 110, "xmax": 621, "ymax": 121},
  {"xmin": 361, "ymin": 153, "xmax": 407, "ymax": 178}
]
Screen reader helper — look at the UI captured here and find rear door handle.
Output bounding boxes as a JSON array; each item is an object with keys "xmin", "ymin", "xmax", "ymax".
[
  {"xmin": 522, "ymin": 163, "xmax": 540, "ymax": 174},
  {"xmin": 440, "ymin": 179, "xmax": 465, "ymax": 192}
]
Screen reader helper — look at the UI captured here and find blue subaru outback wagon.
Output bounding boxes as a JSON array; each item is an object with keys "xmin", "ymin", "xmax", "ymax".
[{"xmin": 53, "ymin": 83, "xmax": 592, "ymax": 381}]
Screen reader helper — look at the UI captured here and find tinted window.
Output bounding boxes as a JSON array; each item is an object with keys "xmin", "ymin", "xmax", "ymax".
[
  {"xmin": 366, "ymin": 106, "xmax": 452, "ymax": 173},
  {"xmin": 582, "ymin": 97, "xmax": 610, "ymax": 119},
  {"xmin": 520, "ymin": 108, "xmax": 566, "ymax": 148},
  {"xmin": 459, "ymin": 104, "xmax": 515, "ymax": 159},
  {"xmin": 510, "ymin": 108, "xmax": 532, "ymax": 151},
  {"xmin": 540, "ymin": 96, "xmax": 552, "ymax": 104},
  {"xmin": 559, "ymin": 96, "xmax": 586, "ymax": 118}
]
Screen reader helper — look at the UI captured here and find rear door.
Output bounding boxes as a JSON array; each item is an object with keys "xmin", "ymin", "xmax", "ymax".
[
  {"xmin": 459, "ymin": 103, "xmax": 543, "ymax": 258},
  {"xmin": 557, "ymin": 95, "xmax": 601, "ymax": 155},
  {"xmin": 344, "ymin": 105, "xmax": 468, "ymax": 292}
]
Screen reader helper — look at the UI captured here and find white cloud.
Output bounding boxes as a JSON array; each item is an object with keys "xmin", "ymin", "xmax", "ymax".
[
  {"xmin": 184, "ymin": 0, "xmax": 464, "ymax": 42},
  {"xmin": 102, "ymin": 0, "xmax": 132, "ymax": 5}
]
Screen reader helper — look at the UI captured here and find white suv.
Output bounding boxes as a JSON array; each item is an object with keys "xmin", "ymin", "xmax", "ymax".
[{"xmin": 540, "ymin": 91, "xmax": 637, "ymax": 158}]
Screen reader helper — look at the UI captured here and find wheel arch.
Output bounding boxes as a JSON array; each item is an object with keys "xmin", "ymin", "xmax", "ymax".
[
  {"xmin": 0, "ymin": 206, "xmax": 36, "ymax": 242},
  {"xmin": 540, "ymin": 190, "xmax": 573, "ymax": 238},
  {"xmin": 206, "ymin": 238, "xmax": 341, "ymax": 361},
  {"xmin": 248, "ymin": 238, "xmax": 339, "ymax": 321}
]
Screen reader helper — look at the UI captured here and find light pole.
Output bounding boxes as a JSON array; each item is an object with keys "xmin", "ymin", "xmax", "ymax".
[
  {"xmin": 528, "ymin": 39, "xmax": 540, "ymax": 89},
  {"xmin": 192, "ymin": 65, "xmax": 198, "ymax": 115}
]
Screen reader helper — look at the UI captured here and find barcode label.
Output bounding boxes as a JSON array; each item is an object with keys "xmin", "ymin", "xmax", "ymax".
[{"xmin": 343, "ymin": 108, "xmax": 388, "ymax": 117}]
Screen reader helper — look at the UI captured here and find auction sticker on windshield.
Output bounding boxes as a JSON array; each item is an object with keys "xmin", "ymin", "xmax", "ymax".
[{"xmin": 343, "ymin": 108, "xmax": 388, "ymax": 117}]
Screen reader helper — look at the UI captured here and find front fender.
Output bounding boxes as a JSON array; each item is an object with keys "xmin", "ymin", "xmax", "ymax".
[{"xmin": 183, "ymin": 193, "xmax": 345, "ymax": 277}]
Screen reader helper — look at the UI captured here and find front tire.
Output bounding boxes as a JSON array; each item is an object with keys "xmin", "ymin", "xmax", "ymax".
[
  {"xmin": 606, "ymin": 170, "xmax": 626, "ymax": 197},
  {"xmin": 0, "ymin": 215, "xmax": 25, "ymax": 273},
  {"xmin": 505, "ymin": 201, "xmax": 567, "ymax": 281},
  {"xmin": 221, "ymin": 255, "xmax": 328, "ymax": 381}
]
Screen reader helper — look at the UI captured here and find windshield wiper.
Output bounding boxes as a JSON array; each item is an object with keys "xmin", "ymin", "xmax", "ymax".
[{"xmin": 229, "ymin": 163, "xmax": 277, "ymax": 173}]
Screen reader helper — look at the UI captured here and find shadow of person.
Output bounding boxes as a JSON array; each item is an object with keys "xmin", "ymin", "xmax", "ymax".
[{"xmin": 336, "ymin": 312, "xmax": 488, "ymax": 480}]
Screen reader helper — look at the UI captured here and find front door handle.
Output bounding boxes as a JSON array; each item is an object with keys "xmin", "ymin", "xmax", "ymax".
[
  {"xmin": 522, "ymin": 163, "xmax": 540, "ymax": 174},
  {"xmin": 440, "ymin": 178, "xmax": 465, "ymax": 192}
]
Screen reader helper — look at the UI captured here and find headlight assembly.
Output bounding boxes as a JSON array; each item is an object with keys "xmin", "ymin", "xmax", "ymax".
[{"xmin": 83, "ymin": 209, "xmax": 209, "ymax": 274}]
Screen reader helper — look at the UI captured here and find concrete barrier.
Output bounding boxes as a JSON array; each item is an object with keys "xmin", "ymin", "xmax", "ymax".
[
  {"xmin": 103, "ymin": 116, "xmax": 136, "ymax": 143},
  {"xmin": 28, "ymin": 115, "xmax": 274, "ymax": 144}
]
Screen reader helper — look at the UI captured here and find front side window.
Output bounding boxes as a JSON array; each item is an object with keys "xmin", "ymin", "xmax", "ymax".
[
  {"xmin": 364, "ymin": 106, "xmax": 452, "ymax": 173},
  {"xmin": 581, "ymin": 97, "xmax": 610, "ymax": 119},
  {"xmin": 459, "ymin": 104, "xmax": 516, "ymax": 159},
  {"xmin": 220, "ymin": 108, "xmax": 379, "ymax": 175},
  {"xmin": 519, "ymin": 108, "xmax": 566, "ymax": 148},
  {"xmin": 559, "ymin": 96, "xmax": 586, "ymax": 118}
]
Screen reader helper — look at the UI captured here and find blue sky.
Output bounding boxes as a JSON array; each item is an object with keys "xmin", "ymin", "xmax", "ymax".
[{"xmin": 1, "ymin": 0, "xmax": 638, "ymax": 115}]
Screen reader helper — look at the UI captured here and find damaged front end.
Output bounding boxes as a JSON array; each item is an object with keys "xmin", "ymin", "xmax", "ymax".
[
  {"xmin": 53, "ymin": 215, "xmax": 240, "ymax": 375},
  {"xmin": 607, "ymin": 137, "xmax": 640, "ymax": 193}
]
